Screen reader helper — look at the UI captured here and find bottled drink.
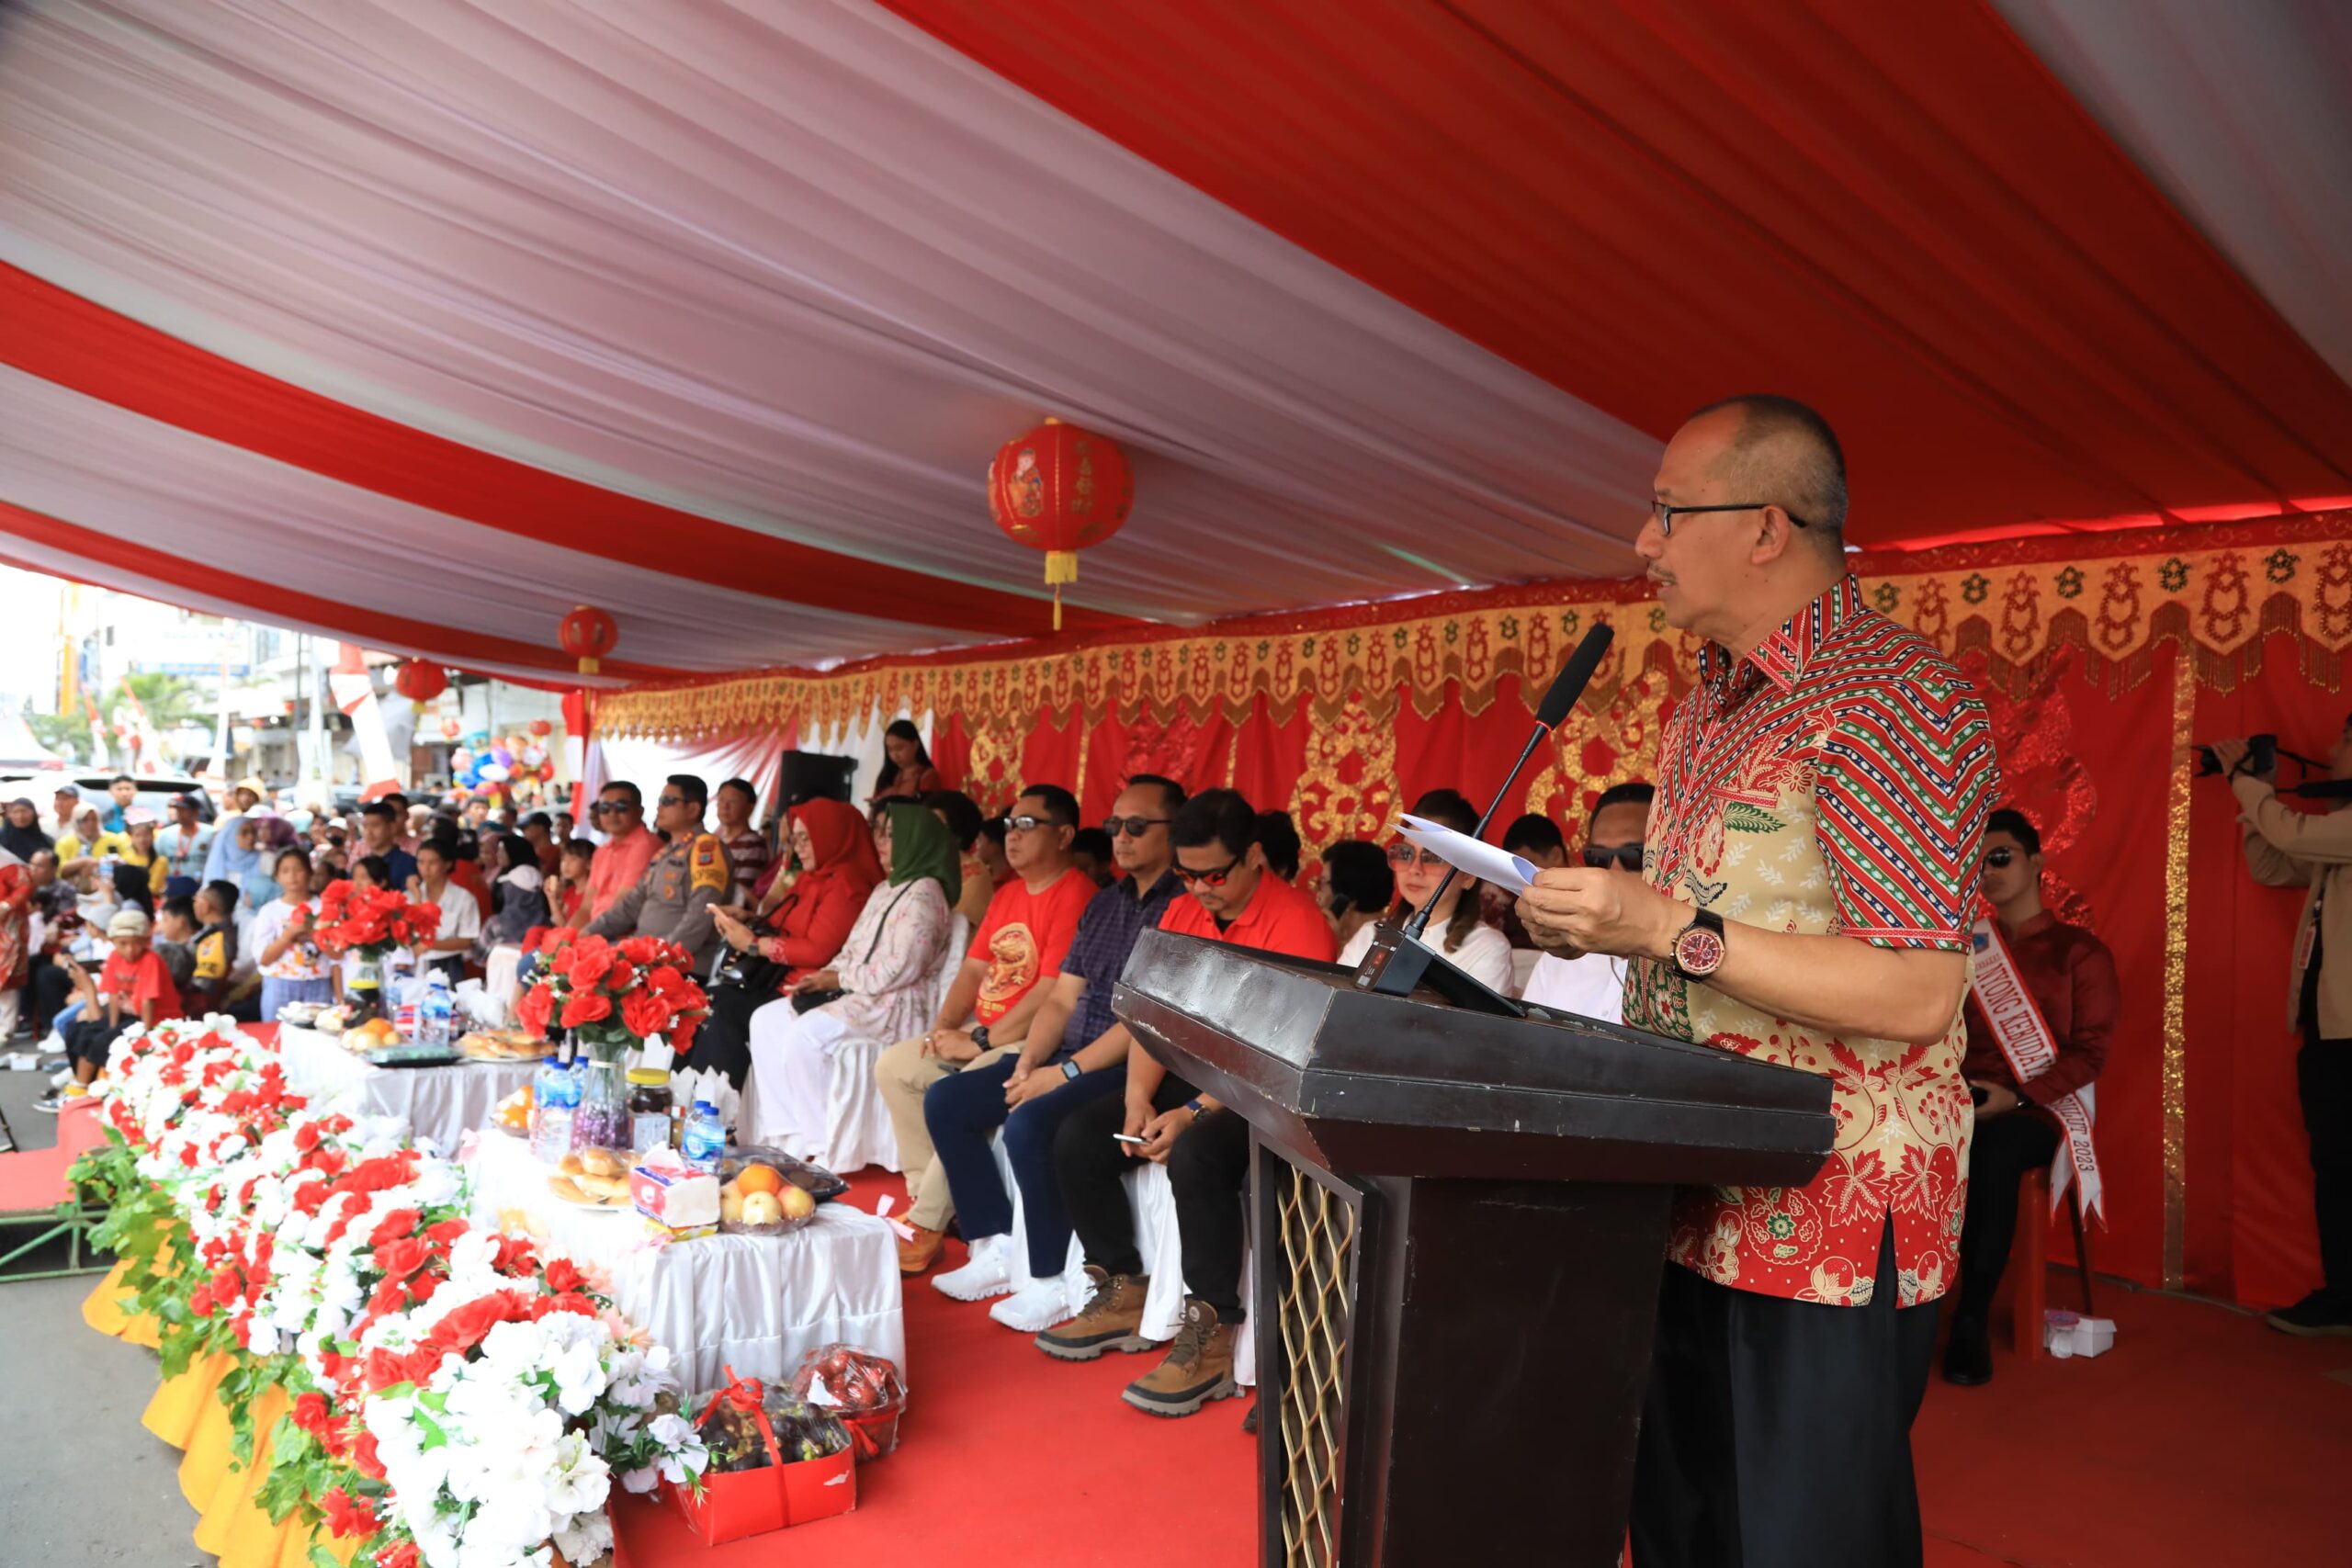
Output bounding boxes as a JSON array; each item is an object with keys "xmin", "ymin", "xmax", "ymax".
[
  {"xmin": 394, "ymin": 971, "xmax": 424, "ymax": 1039},
  {"xmin": 681, "ymin": 1100, "xmax": 725, "ymax": 1173},
  {"xmin": 531, "ymin": 1057, "xmax": 579, "ymax": 1165},
  {"xmin": 419, "ymin": 972, "xmax": 455, "ymax": 1050}
]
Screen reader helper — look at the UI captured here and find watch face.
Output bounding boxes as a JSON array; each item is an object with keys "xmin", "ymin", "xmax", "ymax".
[{"xmin": 1675, "ymin": 922, "xmax": 1727, "ymax": 977}]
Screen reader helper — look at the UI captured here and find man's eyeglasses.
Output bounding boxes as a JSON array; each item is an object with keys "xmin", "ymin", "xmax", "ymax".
[
  {"xmin": 1174, "ymin": 855, "xmax": 1244, "ymax": 887},
  {"xmin": 655, "ymin": 794, "xmax": 685, "ymax": 808},
  {"xmin": 597, "ymin": 799, "xmax": 638, "ymax": 814},
  {"xmin": 1650, "ymin": 500, "xmax": 1815, "ymax": 538},
  {"xmin": 1102, "ymin": 816, "xmax": 1170, "ymax": 839},
  {"xmin": 1983, "ymin": 847, "xmax": 2018, "ymax": 868},
  {"xmin": 1001, "ymin": 814, "xmax": 1055, "ymax": 833},
  {"xmin": 1385, "ymin": 843, "xmax": 1446, "ymax": 870},
  {"xmin": 1581, "ymin": 842, "xmax": 1644, "ymax": 872}
]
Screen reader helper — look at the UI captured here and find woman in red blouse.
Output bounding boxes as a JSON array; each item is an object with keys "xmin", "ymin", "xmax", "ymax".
[{"xmin": 1945, "ymin": 808, "xmax": 2119, "ymax": 1385}]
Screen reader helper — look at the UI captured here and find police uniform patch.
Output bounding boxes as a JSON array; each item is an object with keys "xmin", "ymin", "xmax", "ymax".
[{"xmin": 689, "ymin": 834, "xmax": 729, "ymax": 894}]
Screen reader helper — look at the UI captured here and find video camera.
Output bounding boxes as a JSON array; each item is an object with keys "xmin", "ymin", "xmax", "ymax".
[
  {"xmin": 2195, "ymin": 734, "xmax": 2274, "ymax": 777},
  {"xmin": 2197, "ymin": 732, "xmax": 2352, "ymax": 799}
]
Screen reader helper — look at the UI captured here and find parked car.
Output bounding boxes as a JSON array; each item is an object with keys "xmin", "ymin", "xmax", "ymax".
[{"xmin": 0, "ymin": 769, "xmax": 220, "ymax": 824}]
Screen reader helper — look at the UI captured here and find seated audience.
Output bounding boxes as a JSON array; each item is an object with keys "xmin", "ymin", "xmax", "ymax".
[
  {"xmin": 119, "ymin": 813, "xmax": 171, "ymax": 902},
  {"xmin": 109, "ymin": 862, "xmax": 155, "ymax": 919},
  {"xmin": 1316, "ymin": 840, "xmax": 1395, "ymax": 953},
  {"xmin": 1038, "ymin": 788, "xmax": 1335, "ymax": 1415},
  {"xmin": 698, "ymin": 800, "xmax": 884, "ymax": 1085},
  {"xmin": 869, "ymin": 718, "xmax": 944, "ymax": 805},
  {"xmin": 520, "ymin": 811, "xmax": 561, "ymax": 874},
  {"xmin": 199, "ymin": 778, "xmax": 266, "ymax": 881},
  {"xmin": 921, "ymin": 776, "xmax": 1188, "ymax": 1321},
  {"xmin": 99, "ymin": 773, "xmax": 138, "ymax": 833},
  {"xmin": 747, "ymin": 802, "xmax": 962, "ymax": 1158},
  {"xmin": 411, "ymin": 837, "xmax": 482, "ymax": 981},
  {"xmin": 54, "ymin": 804, "xmax": 130, "ymax": 876},
  {"xmin": 1255, "ymin": 809, "xmax": 1303, "ymax": 882},
  {"xmin": 36, "ymin": 908, "xmax": 178, "ymax": 1111},
  {"xmin": 714, "ymin": 777, "xmax": 772, "ymax": 908},
  {"xmin": 153, "ymin": 896, "xmax": 201, "ymax": 1014},
  {"xmin": 1944, "ymin": 808, "xmax": 2118, "ymax": 1386},
  {"xmin": 0, "ymin": 831, "xmax": 32, "ymax": 1040},
  {"xmin": 922, "ymin": 787, "xmax": 1000, "ymax": 931},
  {"xmin": 1520, "ymin": 783, "xmax": 1653, "ymax": 1024},
  {"xmin": 572, "ymin": 781, "xmax": 662, "ymax": 926},
  {"xmin": 478, "ymin": 831, "xmax": 550, "ymax": 958},
  {"xmin": 187, "ymin": 879, "xmax": 258, "ymax": 1019},
  {"xmin": 159, "ymin": 793, "xmax": 214, "ymax": 897},
  {"xmin": 881, "ymin": 784, "xmax": 1094, "ymax": 1274},
  {"xmin": 550, "ymin": 839, "xmax": 595, "ymax": 926},
  {"xmin": 1069, "ymin": 826, "xmax": 1117, "ymax": 888},
  {"xmin": 553, "ymin": 809, "xmax": 577, "ymax": 842},
  {"xmin": 447, "ymin": 830, "xmax": 492, "ymax": 919},
  {"xmin": 1338, "ymin": 788, "xmax": 1514, "ymax": 994},
  {"xmin": 47, "ymin": 782, "xmax": 81, "ymax": 841},
  {"xmin": 587, "ymin": 774, "xmax": 729, "ymax": 972},
  {"xmin": 352, "ymin": 802, "xmax": 417, "ymax": 893},
  {"xmin": 251, "ymin": 847, "xmax": 333, "ymax": 1017},
  {"xmin": 1493, "ymin": 812, "xmax": 1570, "ymax": 946}
]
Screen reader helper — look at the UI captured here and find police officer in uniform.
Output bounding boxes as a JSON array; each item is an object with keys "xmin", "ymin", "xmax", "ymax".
[{"xmin": 589, "ymin": 773, "xmax": 729, "ymax": 972}]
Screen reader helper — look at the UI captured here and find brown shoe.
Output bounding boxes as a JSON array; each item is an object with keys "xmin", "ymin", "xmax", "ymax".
[
  {"xmin": 1122, "ymin": 1297, "xmax": 1238, "ymax": 1416},
  {"xmin": 896, "ymin": 1224, "xmax": 946, "ymax": 1275},
  {"xmin": 1035, "ymin": 1265, "xmax": 1154, "ymax": 1360}
]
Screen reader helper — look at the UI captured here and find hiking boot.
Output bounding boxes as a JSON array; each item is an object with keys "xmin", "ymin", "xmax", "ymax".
[
  {"xmin": 1035, "ymin": 1265, "xmax": 1153, "ymax": 1360},
  {"xmin": 1123, "ymin": 1297, "xmax": 1238, "ymax": 1417},
  {"xmin": 896, "ymin": 1224, "xmax": 946, "ymax": 1276},
  {"xmin": 2265, "ymin": 1290, "xmax": 2352, "ymax": 1336}
]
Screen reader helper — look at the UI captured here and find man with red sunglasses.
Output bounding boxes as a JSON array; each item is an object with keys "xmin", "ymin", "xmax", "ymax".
[{"xmin": 1521, "ymin": 782, "xmax": 1654, "ymax": 1024}]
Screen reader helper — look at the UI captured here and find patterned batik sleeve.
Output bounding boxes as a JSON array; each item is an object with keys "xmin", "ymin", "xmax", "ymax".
[{"xmin": 1813, "ymin": 668, "xmax": 1998, "ymax": 952}]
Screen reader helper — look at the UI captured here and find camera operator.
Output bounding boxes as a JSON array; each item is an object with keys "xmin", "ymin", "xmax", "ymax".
[{"xmin": 2214, "ymin": 715, "xmax": 2352, "ymax": 1336}]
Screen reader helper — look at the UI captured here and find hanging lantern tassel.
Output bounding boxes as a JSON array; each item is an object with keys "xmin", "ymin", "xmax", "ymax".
[{"xmin": 1044, "ymin": 549, "xmax": 1080, "ymax": 630}]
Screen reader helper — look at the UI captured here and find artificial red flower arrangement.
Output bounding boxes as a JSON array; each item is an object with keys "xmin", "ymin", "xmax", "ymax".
[
  {"xmin": 312, "ymin": 878, "xmax": 443, "ymax": 961},
  {"xmin": 518, "ymin": 930, "xmax": 709, "ymax": 1055}
]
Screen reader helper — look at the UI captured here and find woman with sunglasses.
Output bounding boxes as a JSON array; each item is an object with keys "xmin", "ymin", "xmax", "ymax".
[{"xmin": 1337, "ymin": 788, "xmax": 1515, "ymax": 995}]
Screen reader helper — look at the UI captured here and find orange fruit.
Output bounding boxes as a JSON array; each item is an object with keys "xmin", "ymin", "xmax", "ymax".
[{"xmin": 734, "ymin": 1164, "xmax": 784, "ymax": 1197}]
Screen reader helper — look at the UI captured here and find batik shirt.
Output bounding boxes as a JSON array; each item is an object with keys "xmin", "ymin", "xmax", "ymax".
[{"xmin": 1623, "ymin": 577, "xmax": 1997, "ymax": 1308}]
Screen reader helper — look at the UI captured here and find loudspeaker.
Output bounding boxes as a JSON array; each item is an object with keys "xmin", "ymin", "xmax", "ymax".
[{"xmin": 776, "ymin": 750, "xmax": 858, "ymax": 807}]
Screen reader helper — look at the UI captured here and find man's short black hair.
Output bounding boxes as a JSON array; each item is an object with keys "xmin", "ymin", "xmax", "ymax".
[
  {"xmin": 160, "ymin": 895, "xmax": 197, "ymax": 926},
  {"xmin": 1321, "ymin": 840, "xmax": 1394, "ymax": 918},
  {"xmin": 1592, "ymin": 781, "xmax": 1657, "ymax": 820},
  {"xmin": 1986, "ymin": 807, "xmax": 2041, "ymax": 857},
  {"xmin": 922, "ymin": 788, "xmax": 984, "ymax": 852},
  {"xmin": 1685, "ymin": 393, "xmax": 1849, "ymax": 543},
  {"xmin": 200, "ymin": 878, "xmax": 240, "ymax": 914},
  {"xmin": 1171, "ymin": 788, "xmax": 1257, "ymax": 860},
  {"xmin": 666, "ymin": 773, "xmax": 708, "ymax": 810},
  {"xmin": 109, "ymin": 773, "xmax": 133, "ymax": 787},
  {"xmin": 1017, "ymin": 783, "xmax": 1080, "ymax": 829},
  {"xmin": 601, "ymin": 780, "xmax": 642, "ymax": 807},
  {"xmin": 358, "ymin": 801, "xmax": 396, "ymax": 821},
  {"xmin": 1071, "ymin": 827, "xmax": 1114, "ymax": 864},
  {"xmin": 1501, "ymin": 812, "xmax": 1566, "ymax": 859},
  {"xmin": 718, "ymin": 777, "xmax": 757, "ymax": 808},
  {"xmin": 1255, "ymin": 810, "xmax": 1302, "ymax": 881},
  {"xmin": 1122, "ymin": 773, "xmax": 1187, "ymax": 813},
  {"xmin": 521, "ymin": 811, "xmax": 553, "ymax": 832},
  {"xmin": 383, "ymin": 791, "xmax": 411, "ymax": 812},
  {"xmin": 978, "ymin": 816, "xmax": 1009, "ymax": 847}
]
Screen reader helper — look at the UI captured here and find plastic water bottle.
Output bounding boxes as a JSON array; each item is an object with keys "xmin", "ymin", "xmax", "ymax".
[
  {"xmin": 681, "ymin": 1100, "xmax": 725, "ymax": 1173},
  {"xmin": 419, "ymin": 972, "xmax": 454, "ymax": 1050},
  {"xmin": 394, "ymin": 972, "xmax": 424, "ymax": 1039},
  {"xmin": 532, "ymin": 1060, "xmax": 578, "ymax": 1165}
]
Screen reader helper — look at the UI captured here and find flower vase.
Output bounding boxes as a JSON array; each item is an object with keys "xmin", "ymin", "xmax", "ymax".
[{"xmin": 345, "ymin": 955, "xmax": 386, "ymax": 1025}]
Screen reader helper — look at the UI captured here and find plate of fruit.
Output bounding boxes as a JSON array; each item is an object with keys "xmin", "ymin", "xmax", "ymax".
[{"xmin": 718, "ymin": 1157, "xmax": 820, "ymax": 1235}]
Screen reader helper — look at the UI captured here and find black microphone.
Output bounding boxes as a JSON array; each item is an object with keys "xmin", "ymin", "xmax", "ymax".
[{"xmin": 1399, "ymin": 623, "xmax": 1615, "ymax": 941}]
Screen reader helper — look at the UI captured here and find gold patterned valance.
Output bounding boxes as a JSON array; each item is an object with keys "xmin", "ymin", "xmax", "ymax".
[{"xmin": 593, "ymin": 513, "xmax": 2350, "ymax": 742}]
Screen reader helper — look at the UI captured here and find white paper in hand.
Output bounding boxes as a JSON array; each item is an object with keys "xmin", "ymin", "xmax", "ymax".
[{"xmin": 1395, "ymin": 814, "xmax": 1540, "ymax": 894}]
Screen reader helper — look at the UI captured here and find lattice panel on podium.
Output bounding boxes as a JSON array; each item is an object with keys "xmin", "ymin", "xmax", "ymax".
[{"xmin": 1273, "ymin": 1162, "xmax": 1355, "ymax": 1567}]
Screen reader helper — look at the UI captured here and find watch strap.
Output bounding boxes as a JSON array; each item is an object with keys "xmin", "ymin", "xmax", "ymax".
[{"xmin": 1060, "ymin": 1059, "xmax": 1082, "ymax": 1081}]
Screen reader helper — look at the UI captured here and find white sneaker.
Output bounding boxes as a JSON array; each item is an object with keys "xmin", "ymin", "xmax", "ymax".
[
  {"xmin": 48, "ymin": 1067, "xmax": 74, "ymax": 1089},
  {"xmin": 989, "ymin": 1275, "xmax": 1078, "ymax": 1333},
  {"xmin": 932, "ymin": 1234, "xmax": 1012, "ymax": 1302}
]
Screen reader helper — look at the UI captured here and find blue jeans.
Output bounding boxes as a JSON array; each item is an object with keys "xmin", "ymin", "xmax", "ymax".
[
  {"xmin": 923, "ymin": 1055, "xmax": 1127, "ymax": 1277},
  {"xmin": 260, "ymin": 976, "xmax": 334, "ymax": 1020}
]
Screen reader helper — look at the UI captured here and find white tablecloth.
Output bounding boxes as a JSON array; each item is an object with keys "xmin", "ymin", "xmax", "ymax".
[
  {"xmin": 466, "ymin": 1129, "xmax": 907, "ymax": 1393},
  {"xmin": 276, "ymin": 1024, "xmax": 538, "ymax": 1155}
]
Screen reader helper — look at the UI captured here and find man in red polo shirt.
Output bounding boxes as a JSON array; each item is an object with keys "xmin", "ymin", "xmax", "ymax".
[{"xmin": 1037, "ymin": 788, "xmax": 1335, "ymax": 1416}]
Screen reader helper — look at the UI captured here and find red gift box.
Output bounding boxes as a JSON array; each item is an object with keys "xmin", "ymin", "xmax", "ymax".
[{"xmin": 665, "ymin": 1371, "xmax": 856, "ymax": 1545}]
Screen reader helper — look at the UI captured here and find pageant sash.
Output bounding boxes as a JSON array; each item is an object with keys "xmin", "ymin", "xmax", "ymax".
[{"xmin": 1969, "ymin": 917, "xmax": 2104, "ymax": 1223}]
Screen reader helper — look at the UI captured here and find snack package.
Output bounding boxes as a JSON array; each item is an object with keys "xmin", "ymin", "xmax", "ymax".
[{"xmin": 790, "ymin": 1344, "xmax": 907, "ymax": 1461}]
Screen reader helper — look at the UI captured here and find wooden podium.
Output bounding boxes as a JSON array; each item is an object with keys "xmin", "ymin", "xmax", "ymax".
[{"xmin": 1113, "ymin": 928, "xmax": 1835, "ymax": 1568}]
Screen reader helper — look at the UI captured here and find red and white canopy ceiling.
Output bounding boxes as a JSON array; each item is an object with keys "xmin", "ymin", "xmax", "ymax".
[{"xmin": 0, "ymin": 0, "xmax": 2346, "ymax": 685}]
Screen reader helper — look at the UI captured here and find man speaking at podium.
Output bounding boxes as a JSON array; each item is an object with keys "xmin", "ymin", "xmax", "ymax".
[{"xmin": 1519, "ymin": 396, "xmax": 1997, "ymax": 1568}]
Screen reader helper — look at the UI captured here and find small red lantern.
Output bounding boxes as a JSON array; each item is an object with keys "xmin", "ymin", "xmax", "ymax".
[
  {"xmin": 987, "ymin": 417, "xmax": 1134, "ymax": 630},
  {"xmin": 528, "ymin": 717, "xmax": 554, "ymax": 738},
  {"xmin": 440, "ymin": 717, "xmax": 462, "ymax": 741},
  {"xmin": 393, "ymin": 660, "xmax": 448, "ymax": 705},
  {"xmin": 559, "ymin": 605, "xmax": 618, "ymax": 675}
]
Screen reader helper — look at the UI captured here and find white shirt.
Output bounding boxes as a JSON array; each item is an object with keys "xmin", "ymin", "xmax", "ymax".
[
  {"xmin": 1520, "ymin": 950, "xmax": 1627, "ymax": 1027},
  {"xmin": 1338, "ymin": 917, "xmax": 1518, "ymax": 997},
  {"xmin": 249, "ymin": 897, "xmax": 330, "ymax": 982},
  {"xmin": 422, "ymin": 880, "xmax": 482, "ymax": 943}
]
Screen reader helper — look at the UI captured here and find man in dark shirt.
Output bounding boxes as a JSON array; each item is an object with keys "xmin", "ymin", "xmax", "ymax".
[{"xmin": 920, "ymin": 775, "xmax": 1187, "ymax": 1322}]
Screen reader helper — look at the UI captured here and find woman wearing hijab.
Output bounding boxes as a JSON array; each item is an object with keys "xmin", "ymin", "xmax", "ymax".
[
  {"xmin": 2, "ymin": 798, "xmax": 51, "ymax": 865},
  {"xmin": 745, "ymin": 800, "xmax": 959, "ymax": 1168},
  {"xmin": 867, "ymin": 718, "xmax": 944, "ymax": 805},
  {"xmin": 476, "ymin": 831, "xmax": 550, "ymax": 960},
  {"xmin": 243, "ymin": 815, "xmax": 300, "ymax": 910},
  {"xmin": 697, "ymin": 799, "xmax": 886, "ymax": 1084}
]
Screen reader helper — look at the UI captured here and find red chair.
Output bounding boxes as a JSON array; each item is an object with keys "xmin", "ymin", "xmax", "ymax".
[{"xmin": 2011, "ymin": 1164, "xmax": 2097, "ymax": 1359}]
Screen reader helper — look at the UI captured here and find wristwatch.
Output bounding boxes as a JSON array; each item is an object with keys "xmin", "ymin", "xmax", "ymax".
[
  {"xmin": 1185, "ymin": 1097, "xmax": 1212, "ymax": 1120},
  {"xmin": 969, "ymin": 1024, "xmax": 991, "ymax": 1051},
  {"xmin": 1060, "ymin": 1059, "xmax": 1083, "ymax": 1082},
  {"xmin": 1670, "ymin": 907, "xmax": 1728, "ymax": 980}
]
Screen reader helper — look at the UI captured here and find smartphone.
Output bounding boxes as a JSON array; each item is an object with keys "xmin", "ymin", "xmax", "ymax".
[{"xmin": 1112, "ymin": 1133, "xmax": 1147, "ymax": 1145}]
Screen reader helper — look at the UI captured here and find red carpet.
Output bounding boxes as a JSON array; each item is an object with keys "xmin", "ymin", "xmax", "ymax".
[{"xmin": 613, "ymin": 1172, "xmax": 2348, "ymax": 1567}]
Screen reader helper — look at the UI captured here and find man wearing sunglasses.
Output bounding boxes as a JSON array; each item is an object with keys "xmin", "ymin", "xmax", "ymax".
[
  {"xmin": 568, "ymin": 781, "xmax": 663, "ymax": 928},
  {"xmin": 879, "ymin": 784, "xmax": 1093, "ymax": 1275},
  {"xmin": 1518, "ymin": 397, "xmax": 1997, "ymax": 1568},
  {"xmin": 586, "ymin": 774, "xmax": 729, "ymax": 971},
  {"xmin": 918, "ymin": 775, "xmax": 1188, "ymax": 1321},
  {"xmin": 1521, "ymin": 782, "xmax": 1654, "ymax": 1025},
  {"xmin": 1039, "ymin": 788, "xmax": 1334, "ymax": 1419}
]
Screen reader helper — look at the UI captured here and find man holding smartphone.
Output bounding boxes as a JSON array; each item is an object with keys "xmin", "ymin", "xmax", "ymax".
[{"xmin": 2216, "ymin": 715, "xmax": 2352, "ymax": 1335}]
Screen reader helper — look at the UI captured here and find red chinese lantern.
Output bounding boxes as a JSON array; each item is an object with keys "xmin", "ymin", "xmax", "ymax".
[
  {"xmin": 528, "ymin": 717, "xmax": 554, "ymax": 738},
  {"xmin": 393, "ymin": 660, "xmax": 447, "ymax": 705},
  {"xmin": 987, "ymin": 417, "xmax": 1134, "ymax": 630},
  {"xmin": 559, "ymin": 604, "xmax": 617, "ymax": 675}
]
